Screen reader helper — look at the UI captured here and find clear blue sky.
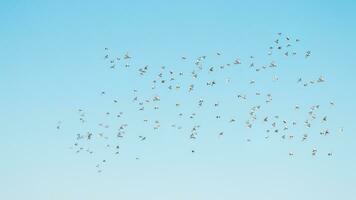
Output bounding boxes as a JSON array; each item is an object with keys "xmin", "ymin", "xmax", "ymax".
[{"xmin": 1, "ymin": 1, "xmax": 356, "ymax": 200}]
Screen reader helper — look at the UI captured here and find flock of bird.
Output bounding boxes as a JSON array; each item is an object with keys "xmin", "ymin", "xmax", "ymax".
[{"xmin": 58, "ymin": 33, "xmax": 343, "ymax": 172}]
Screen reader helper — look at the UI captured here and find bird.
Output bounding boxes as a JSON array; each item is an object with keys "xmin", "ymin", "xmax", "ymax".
[
  {"xmin": 124, "ymin": 52, "xmax": 131, "ymax": 59},
  {"xmin": 56, "ymin": 121, "xmax": 61, "ymax": 130},
  {"xmin": 234, "ymin": 59, "xmax": 241, "ymax": 64},
  {"xmin": 305, "ymin": 51, "xmax": 311, "ymax": 58}
]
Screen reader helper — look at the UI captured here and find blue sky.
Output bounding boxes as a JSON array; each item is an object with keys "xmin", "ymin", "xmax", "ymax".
[{"xmin": 1, "ymin": 1, "xmax": 356, "ymax": 200}]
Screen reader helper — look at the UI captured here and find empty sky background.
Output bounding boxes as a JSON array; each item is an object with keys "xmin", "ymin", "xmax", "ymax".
[{"xmin": 1, "ymin": 1, "xmax": 356, "ymax": 200}]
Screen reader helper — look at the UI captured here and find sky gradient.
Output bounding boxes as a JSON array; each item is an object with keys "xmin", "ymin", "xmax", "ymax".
[{"xmin": 1, "ymin": 1, "xmax": 356, "ymax": 200}]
